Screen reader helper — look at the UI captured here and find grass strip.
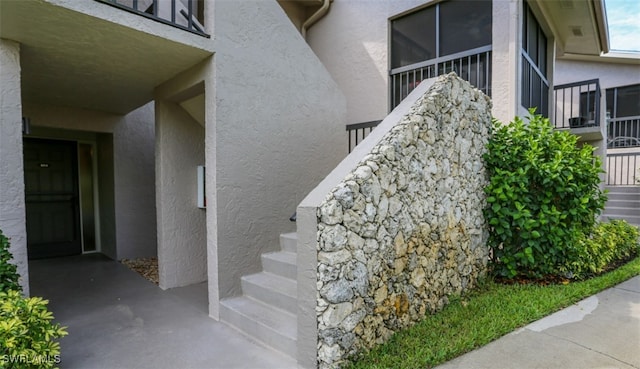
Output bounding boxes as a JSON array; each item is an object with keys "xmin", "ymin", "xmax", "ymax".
[{"xmin": 347, "ymin": 256, "xmax": 640, "ymax": 369}]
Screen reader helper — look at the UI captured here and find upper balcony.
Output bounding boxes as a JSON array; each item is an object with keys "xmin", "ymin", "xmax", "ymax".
[
  {"xmin": 0, "ymin": 0, "xmax": 214, "ymax": 114},
  {"xmin": 96, "ymin": 0, "xmax": 208, "ymax": 37},
  {"xmin": 553, "ymin": 79, "xmax": 606, "ymax": 142}
]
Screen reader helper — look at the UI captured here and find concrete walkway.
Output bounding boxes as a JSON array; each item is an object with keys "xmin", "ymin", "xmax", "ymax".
[
  {"xmin": 29, "ymin": 254, "xmax": 296, "ymax": 369},
  {"xmin": 28, "ymin": 254, "xmax": 640, "ymax": 369},
  {"xmin": 437, "ymin": 276, "xmax": 640, "ymax": 369}
]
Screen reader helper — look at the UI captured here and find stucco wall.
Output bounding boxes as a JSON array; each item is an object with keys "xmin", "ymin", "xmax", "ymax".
[
  {"xmin": 21, "ymin": 102, "xmax": 158, "ymax": 260},
  {"xmin": 155, "ymin": 98, "xmax": 207, "ymax": 290},
  {"xmin": 213, "ymin": 0, "xmax": 347, "ymax": 302},
  {"xmin": 299, "ymin": 74, "xmax": 492, "ymax": 368},
  {"xmin": 306, "ymin": 0, "xmax": 425, "ymax": 124},
  {"xmin": 555, "ymin": 59, "xmax": 640, "ymax": 90},
  {"xmin": 114, "ymin": 103, "xmax": 158, "ymax": 259},
  {"xmin": 0, "ymin": 39, "xmax": 29, "ymax": 294}
]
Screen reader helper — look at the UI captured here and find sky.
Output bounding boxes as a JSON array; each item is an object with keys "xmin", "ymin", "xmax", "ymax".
[{"xmin": 605, "ymin": 0, "xmax": 640, "ymax": 53}]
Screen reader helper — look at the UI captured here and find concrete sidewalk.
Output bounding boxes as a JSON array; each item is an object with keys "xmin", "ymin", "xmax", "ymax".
[
  {"xmin": 29, "ymin": 254, "xmax": 296, "ymax": 369},
  {"xmin": 437, "ymin": 276, "xmax": 640, "ymax": 369}
]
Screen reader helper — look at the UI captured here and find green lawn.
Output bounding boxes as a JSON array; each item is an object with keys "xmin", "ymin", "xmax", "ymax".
[{"xmin": 347, "ymin": 256, "xmax": 640, "ymax": 369}]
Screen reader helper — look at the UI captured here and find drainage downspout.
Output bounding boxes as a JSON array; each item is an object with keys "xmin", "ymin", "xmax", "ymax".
[{"xmin": 301, "ymin": 0, "xmax": 331, "ymax": 40}]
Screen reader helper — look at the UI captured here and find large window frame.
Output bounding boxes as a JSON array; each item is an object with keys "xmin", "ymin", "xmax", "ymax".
[
  {"xmin": 521, "ymin": 1, "xmax": 549, "ymax": 117},
  {"xmin": 607, "ymin": 84, "xmax": 640, "ymax": 149},
  {"xmin": 389, "ymin": 0, "xmax": 492, "ymax": 109}
]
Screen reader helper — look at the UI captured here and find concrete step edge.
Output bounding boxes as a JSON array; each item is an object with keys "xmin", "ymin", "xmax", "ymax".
[
  {"xmin": 241, "ymin": 272, "xmax": 297, "ymax": 313},
  {"xmin": 262, "ymin": 251, "xmax": 297, "ymax": 279},
  {"xmin": 220, "ymin": 296, "xmax": 297, "ymax": 358}
]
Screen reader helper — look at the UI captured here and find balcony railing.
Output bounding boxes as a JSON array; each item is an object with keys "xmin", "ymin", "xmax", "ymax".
[
  {"xmin": 608, "ymin": 116, "xmax": 640, "ymax": 149},
  {"xmin": 389, "ymin": 46, "xmax": 492, "ymax": 110},
  {"xmin": 607, "ymin": 152, "xmax": 640, "ymax": 186},
  {"xmin": 553, "ymin": 79, "xmax": 601, "ymax": 129},
  {"xmin": 347, "ymin": 120, "xmax": 381, "ymax": 153},
  {"xmin": 96, "ymin": 0, "xmax": 208, "ymax": 37}
]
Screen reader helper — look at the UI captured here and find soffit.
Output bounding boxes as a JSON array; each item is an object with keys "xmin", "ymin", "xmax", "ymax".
[
  {"xmin": 0, "ymin": 0, "xmax": 213, "ymax": 114},
  {"xmin": 535, "ymin": 0, "xmax": 608, "ymax": 57}
]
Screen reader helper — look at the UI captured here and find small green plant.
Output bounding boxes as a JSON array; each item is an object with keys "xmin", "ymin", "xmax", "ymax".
[
  {"xmin": 0, "ymin": 229, "xmax": 21, "ymax": 293},
  {"xmin": 0, "ymin": 290, "xmax": 68, "ymax": 369},
  {"xmin": 570, "ymin": 220, "xmax": 640, "ymax": 278},
  {"xmin": 484, "ymin": 110, "xmax": 607, "ymax": 278}
]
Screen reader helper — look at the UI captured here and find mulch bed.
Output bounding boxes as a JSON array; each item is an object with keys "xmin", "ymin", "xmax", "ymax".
[{"xmin": 121, "ymin": 257, "xmax": 159, "ymax": 285}]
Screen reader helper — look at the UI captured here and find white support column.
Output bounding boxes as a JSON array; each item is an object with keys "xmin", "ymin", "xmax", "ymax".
[
  {"xmin": 0, "ymin": 39, "xmax": 29, "ymax": 295},
  {"xmin": 491, "ymin": 0, "xmax": 521, "ymax": 124}
]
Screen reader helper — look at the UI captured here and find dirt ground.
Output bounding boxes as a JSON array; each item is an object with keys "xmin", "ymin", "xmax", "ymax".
[{"xmin": 121, "ymin": 257, "xmax": 158, "ymax": 285}]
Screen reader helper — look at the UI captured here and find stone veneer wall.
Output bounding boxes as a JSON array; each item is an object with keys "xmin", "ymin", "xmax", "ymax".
[{"xmin": 314, "ymin": 74, "xmax": 492, "ymax": 367}]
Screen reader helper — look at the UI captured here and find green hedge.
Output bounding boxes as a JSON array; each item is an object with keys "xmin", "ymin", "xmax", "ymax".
[
  {"xmin": 0, "ymin": 230, "xmax": 21, "ymax": 293},
  {"xmin": 570, "ymin": 220, "xmax": 640, "ymax": 278},
  {"xmin": 0, "ymin": 229, "xmax": 67, "ymax": 369},
  {"xmin": 484, "ymin": 111, "xmax": 607, "ymax": 278}
]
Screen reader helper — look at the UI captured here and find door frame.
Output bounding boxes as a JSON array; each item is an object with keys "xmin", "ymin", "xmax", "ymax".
[{"xmin": 23, "ymin": 136, "xmax": 102, "ymax": 255}]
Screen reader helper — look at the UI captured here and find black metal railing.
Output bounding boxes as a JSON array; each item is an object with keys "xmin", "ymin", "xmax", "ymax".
[
  {"xmin": 607, "ymin": 152, "xmax": 640, "ymax": 186},
  {"xmin": 608, "ymin": 116, "xmax": 640, "ymax": 149},
  {"xmin": 553, "ymin": 79, "xmax": 601, "ymax": 129},
  {"xmin": 346, "ymin": 120, "xmax": 381, "ymax": 153},
  {"xmin": 96, "ymin": 0, "xmax": 208, "ymax": 37},
  {"xmin": 390, "ymin": 46, "xmax": 492, "ymax": 110}
]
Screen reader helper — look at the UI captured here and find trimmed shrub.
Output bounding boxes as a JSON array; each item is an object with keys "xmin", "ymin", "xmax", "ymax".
[
  {"xmin": 570, "ymin": 220, "xmax": 640, "ymax": 278},
  {"xmin": 0, "ymin": 290, "xmax": 68, "ymax": 369},
  {"xmin": 0, "ymin": 229, "xmax": 21, "ymax": 293},
  {"xmin": 484, "ymin": 111, "xmax": 607, "ymax": 278}
]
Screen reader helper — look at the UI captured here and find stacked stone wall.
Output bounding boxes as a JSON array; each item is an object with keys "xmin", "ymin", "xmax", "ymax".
[{"xmin": 315, "ymin": 74, "xmax": 492, "ymax": 367}]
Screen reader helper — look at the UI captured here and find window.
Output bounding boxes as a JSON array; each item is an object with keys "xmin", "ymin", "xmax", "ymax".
[
  {"xmin": 391, "ymin": 7, "xmax": 436, "ymax": 69},
  {"xmin": 439, "ymin": 0, "xmax": 492, "ymax": 57},
  {"xmin": 389, "ymin": 0, "xmax": 492, "ymax": 108},
  {"xmin": 606, "ymin": 84, "xmax": 640, "ymax": 148},
  {"xmin": 521, "ymin": 2, "xmax": 548, "ymax": 116}
]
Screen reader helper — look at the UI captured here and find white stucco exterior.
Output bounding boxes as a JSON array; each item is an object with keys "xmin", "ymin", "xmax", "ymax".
[
  {"xmin": 211, "ymin": 0, "xmax": 346, "ymax": 313},
  {"xmin": 307, "ymin": 0, "xmax": 425, "ymax": 124},
  {"xmin": 555, "ymin": 58, "xmax": 640, "ymax": 89},
  {"xmin": 0, "ymin": 39, "xmax": 28, "ymax": 294}
]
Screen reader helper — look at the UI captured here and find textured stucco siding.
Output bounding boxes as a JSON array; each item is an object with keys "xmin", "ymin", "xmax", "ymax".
[
  {"xmin": 155, "ymin": 100, "xmax": 207, "ymax": 290},
  {"xmin": 306, "ymin": 0, "xmax": 426, "ymax": 124},
  {"xmin": 555, "ymin": 59, "xmax": 640, "ymax": 89},
  {"xmin": 0, "ymin": 39, "xmax": 28, "ymax": 294},
  {"xmin": 213, "ymin": 0, "xmax": 347, "ymax": 303}
]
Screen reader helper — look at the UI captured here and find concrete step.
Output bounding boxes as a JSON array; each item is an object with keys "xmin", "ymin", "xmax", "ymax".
[
  {"xmin": 262, "ymin": 251, "xmax": 297, "ymax": 280},
  {"xmin": 220, "ymin": 296, "xmax": 297, "ymax": 358},
  {"xmin": 602, "ymin": 214, "xmax": 640, "ymax": 226},
  {"xmin": 605, "ymin": 199, "xmax": 640, "ymax": 209},
  {"xmin": 280, "ymin": 233, "xmax": 297, "ymax": 253},
  {"xmin": 241, "ymin": 272, "xmax": 297, "ymax": 314},
  {"xmin": 603, "ymin": 206, "xmax": 640, "ymax": 217},
  {"xmin": 605, "ymin": 192, "xmax": 640, "ymax": 202},
  {"xmin": 605, "ymin": 186, "xmax": 640, "ymax": 194}
]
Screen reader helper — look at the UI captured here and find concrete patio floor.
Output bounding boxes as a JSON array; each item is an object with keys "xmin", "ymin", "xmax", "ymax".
[{"xmin": 29, "ymin": 253, "xmax": 296, "ymax": 369}]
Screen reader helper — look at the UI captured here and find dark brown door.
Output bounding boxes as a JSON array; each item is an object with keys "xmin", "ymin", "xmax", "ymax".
[{"xmin": 24, "ymin": 138, "xmax": 81, "ymax": 259}]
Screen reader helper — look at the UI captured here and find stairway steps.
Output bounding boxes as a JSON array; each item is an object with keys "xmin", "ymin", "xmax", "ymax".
[
  {"xmin": 220, "ymin": 296, "xmax": 297, "ymax": 357},
  {"xmin": 262, "ymin": 251, "xmax": 297, "ymax": 280},
  {"xmin": 241, "ymin": 272, "xmax": 297, "ymax": 314},
  {"xmin": 603, "ymin": 206, "xmax": 640, "ymax": 217},
  {"xmin": 602, "ymin": 214, "xmax": 640, "ymax": 226},
  {"xmin": 605, "ymin": 186, "xmax": 640, "ymax": 194},
  {"xmin": 606, "ymin": 192, "xmax": 640, "ymax": 201},
  {"xmin": 605, "ymin": 199, "xmax": 640, "ymax": 208},
  {"xmin": 220, "ymin": 232, "xmax": 299, "ymax": 361},
  {"xmin": 280, "ymin": 233, "xmax": 298, "ymax": 253}
]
